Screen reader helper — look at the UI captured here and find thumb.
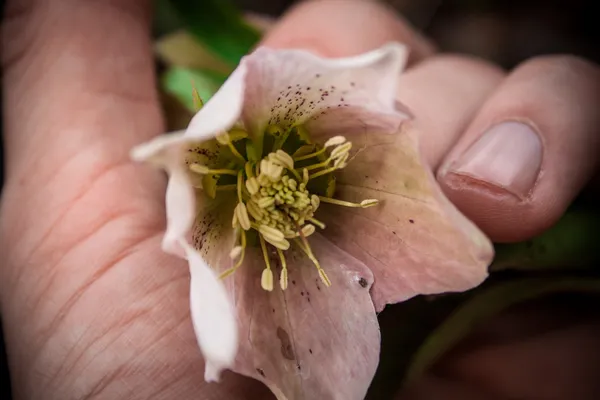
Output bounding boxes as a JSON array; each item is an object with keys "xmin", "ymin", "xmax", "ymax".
[{"xmin": 438, "ymin": 56, "xmax": 600, "ymax": 242}]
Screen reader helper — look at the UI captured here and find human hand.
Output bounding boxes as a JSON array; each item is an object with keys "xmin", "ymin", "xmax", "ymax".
[{"xmin": 1, "ymin": 1, "xmax": 598, "ymax": 399}]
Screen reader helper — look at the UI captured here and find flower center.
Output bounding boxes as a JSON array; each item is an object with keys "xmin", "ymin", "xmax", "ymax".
[{"xmin": 188, "ymin": 125, "xmax": 377, "ymax": 291}]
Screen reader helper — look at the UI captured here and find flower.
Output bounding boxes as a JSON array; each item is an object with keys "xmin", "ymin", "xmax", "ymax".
[{"xmin": 131, "ymin": 43, "xmax": 493, "ymax": 400}]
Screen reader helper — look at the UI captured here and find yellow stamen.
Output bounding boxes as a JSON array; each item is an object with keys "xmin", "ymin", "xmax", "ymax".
[
  {"xmin": 246, "ymin": 201, "xmax": 263, "ymax": 220},
  {"xmin": 235, "ymin": 203, "xmax": 251, "ymax": 230},
  {"xmin": 216, "ymin": 133, "xmax": 230, "ymax": 145},
  {"xmin": 190, "ymin": 164, "xmax": 238, "ymax": 176},
  {"xmin": 258, "ymin": 197, "xmax": 275, "ymax": 208},
  {"xmin": 318, "ymin": 196, "xmax": 379, "ymax": 208},
  {"xmin": 277, "ymin": 248, "xmax": 288, "ymax": 290},
  {"xmin": 300, "ymin": 224, "xmax": 316, "ymax": 237},
  {"xmin": 324, "ymin": 136, "xmax": 347, "ymax": 148},
  {"xmin": 333, "ymin": 152, "xmax": 349, "ymax": 168},
  {"xmin": 216, "ymin": 184, "xmax": 237, "ymax": 191},
  {"xmin": 360, "ymin": 199, "xmax": 379, "ymax": 208},
  {"xmin": 308, "ymin": 166, "xmax": 339, "ymax": 180},
  {"xmin": 237, "ymin": 170, "xmax": 244, "ymax": 202},
  {"xmin": 330, "ymin": 142, "xmax": 352, "ymax": 160},
  {"xmin": 303, "ymin": 159, "xmax": 330, "ymax": 171},
  {"xmin": 198, "ymin": 132, "xmax": 372, "ymax": 293},
  {"xmin": 270, "ymin": 150, "xmax": 294, "ymax": 170},
  {"xmin": 245, "ymin": 177, "xmax": 260, "ymax": 195},
  {"xmin": 259, "ymin": 234, "xmax": 274, "ymax": 291},
  {"xmin": 286, "ymin": 166, "xmax": 303, "ymax": 182},
  {"xmin": 311, "ymin": 195, "xmax": 320, "ymax": 210},
  {"xmin": 229, "ymin": 246, "xmax": 243, "ymax": 259},
  {"xmin": 227, "ymin": 142, "xmax": 246, "ymax": 162},
  {"xmin": 292, "ymin": 144, "xmax": 317, "ymax": 159},
  {"xmin": 294, "ymin": 146, "xmax": 327, "ymax": 161},
  {"xmin": 294, "ymin": 238, "xmax": 331, "ymax": 287},
  {"xmin": 245, "ymin": 162, "xmax": 255, "ymax": 178},
  {"xmin": 219, "ymin": 230, "xmax": 247, "ymax": 279},
  {"xmin": 308, "ymin": 217, "xmax": 326, "ymax": 229}
]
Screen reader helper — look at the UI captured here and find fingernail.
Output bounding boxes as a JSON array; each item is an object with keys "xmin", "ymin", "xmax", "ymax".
[{"xmin": 449, "ymin": 121, "xmax": 542, "ymax": 198}]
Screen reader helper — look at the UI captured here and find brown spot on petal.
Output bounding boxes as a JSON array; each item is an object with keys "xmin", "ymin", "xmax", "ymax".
[
  {"xmin": 358, "ymin": 278, "xmax": 368, "ymax": 288},
  {"xmin": 256, "ymin": 368, "xmax": 266, "ymax": 377},
  {"xmin": 277, "ymin": 327, "xmax": 296, "ymax": 360}
]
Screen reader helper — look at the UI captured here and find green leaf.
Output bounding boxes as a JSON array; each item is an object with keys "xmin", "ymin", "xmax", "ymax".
[
  {"xmin": 404, "ymin": 277, "xmax": 600, "ymax": 383},
  {"xmin": 162, "ymin": 67, "xmax": 226, "ymax": 112},
  {"xmin": 491, "ymin": 209, "xmax": 600, "ymax": 272},
  {"xmin": 163, "ymin": 0, "xmax": 261, "ymax": 67}
]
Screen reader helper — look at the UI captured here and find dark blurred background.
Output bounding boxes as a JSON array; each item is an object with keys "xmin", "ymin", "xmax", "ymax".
[
  {"xmin": 0, "ymin": 0, "xmax": 597, "ymax": 398},
  {"xmin": 237, "ymin": 0, "xmax": 598, "ymax": 68}
]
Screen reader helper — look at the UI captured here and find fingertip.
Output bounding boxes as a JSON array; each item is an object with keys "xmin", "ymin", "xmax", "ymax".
[
  {"xmin": 260, "ymin": 0, "xmax": 435, "ymax": 62},
  {"xmin": 439, "ymin": 172, "xmax": 559, "ymax": 242},
  {"xmin": 438, "ymin": 56, "xmax": 600, "ymax": 242}
]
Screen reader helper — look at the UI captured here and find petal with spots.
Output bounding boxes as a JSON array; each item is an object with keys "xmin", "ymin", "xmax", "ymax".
[
  {"xmin": 221, "ymin": 234, "xmax": 380, "ymax": 400},
  {"xmin": 317, "ymin": 124, "xmax": 494, "ymax": 311},
  {"xmin": 240, "ymin": 44, "xmax": 409, "ymax": 139}
]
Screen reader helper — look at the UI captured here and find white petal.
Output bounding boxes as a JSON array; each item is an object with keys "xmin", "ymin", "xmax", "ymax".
[
  {"xmin": 181, "ymin": 240, "xmax": 238, "ymax": 382},
  {"xmin": 162, "ymin": 168, "xmax": 195, "ymax": 257},
  {"xmin": 239, "ymin": 43, "xmax": 409, "ymax": 135},
  {"xmin": 130, "ymin": 130, "xmax": 186, "ymax": 166},
  {"xmin": 131, "ymin": 133, "xmax": 197, "ymax": 258},
  {"xmin": 185, "ymin": 64, "xmax": 248, "ymax": 141}
]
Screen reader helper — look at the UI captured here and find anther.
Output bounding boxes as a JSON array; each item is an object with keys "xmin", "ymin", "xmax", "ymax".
[
  {"xmin": 324, "ymin": 136, "xmax": 347, "ymax": 148},
  {"xmin": 246, "ymin": 177, "xmax": 260, "ymax": 195},
  {"xmin": 229, "ymin": 246, "xmax": 243, "ymax": 259},
  {"xmin": 258, "ymin": 197, "xmax": 275, "ymax": 208},
  {"xmin": 261, "ymin": 268, "xmax": 274, "ymax": 291},
  {"xmin": 318, "ymin": 196, "xmax": 379, "ymax": 208},
  {"xmin": 360, "ymin": 199, "xmax": 379, "ymax": 208},
  {"xmin": 259, "ymin": 234, "xmax": 274, "ymax": 291},
  {"xmin": 259, "ymin": 225, "xmax": 285, "ymax": 242},
  {"xmin": 216, "ymin": 133, "xmax": 230, "ymax": 145},
  {"xmin": 246, "ymin": 201, "xmax": 263, "ymax": 220},
  {"xmin": 190, "ymin": 164, "xmax": 238, "ymax": 176},
  {"xmin": 235, "ymin": 203, "xmax": 251, "ymax": 230},
  {"xmin": 301, "ymin": 224, "xmax": 316, "ymax": 237},
  {"xmin": 311, "ymin": 195, "xmax": 320, "ymax": 210},
  {"xmin": 330, "ymin": 142, "xmax": 352, "ymax": 160},
  {"xmin": 308, "ymin": 217, "xmax": 326, "ymax": 229},
  {"xmin": 277, "ymin": 248, "xmax": 288, "ymax": 290},
  {"xmin": 270, "ymin": 150, "xmax": 294, "ymax": 170}
]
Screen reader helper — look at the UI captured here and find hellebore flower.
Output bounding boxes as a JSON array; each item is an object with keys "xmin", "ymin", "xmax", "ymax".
[{"xmin": 131, "ymin": 43, "xmax": 493, "ymax": 400}]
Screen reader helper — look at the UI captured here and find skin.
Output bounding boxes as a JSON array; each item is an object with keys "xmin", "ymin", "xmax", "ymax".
[{"xmin": 0, "ymin": 0, "xmax": 598, "ymax": 399}]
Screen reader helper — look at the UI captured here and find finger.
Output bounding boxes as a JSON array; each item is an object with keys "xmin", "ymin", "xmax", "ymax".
[
  {"xmin": 396, "ymin": 55, "xmax": 504, "ymax": 169},
  {"xmin": 437, "ymin": 56, "xmax": 600, "ymax": 242},
  {"xmin": 260, "ymin": 0, "xmax": 436, "ymax": 63}
]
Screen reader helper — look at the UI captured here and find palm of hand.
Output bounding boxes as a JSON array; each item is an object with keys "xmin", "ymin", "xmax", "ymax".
[{"xmin": 0, "ymin": 149, "xmax": 271, "ymax": 399}]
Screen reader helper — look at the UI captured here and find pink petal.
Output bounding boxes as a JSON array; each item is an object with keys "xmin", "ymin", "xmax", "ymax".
[
  {"xmin": 318, "ymin": 126, "xmax": 494, "ymax": 311},
  {"xmin": 239, "ymin": 43, "xmax": 409, "ymax": 136},
  {"xmin": 220, "ymin": 234, "xmax": 380, "ymax": 400}
]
